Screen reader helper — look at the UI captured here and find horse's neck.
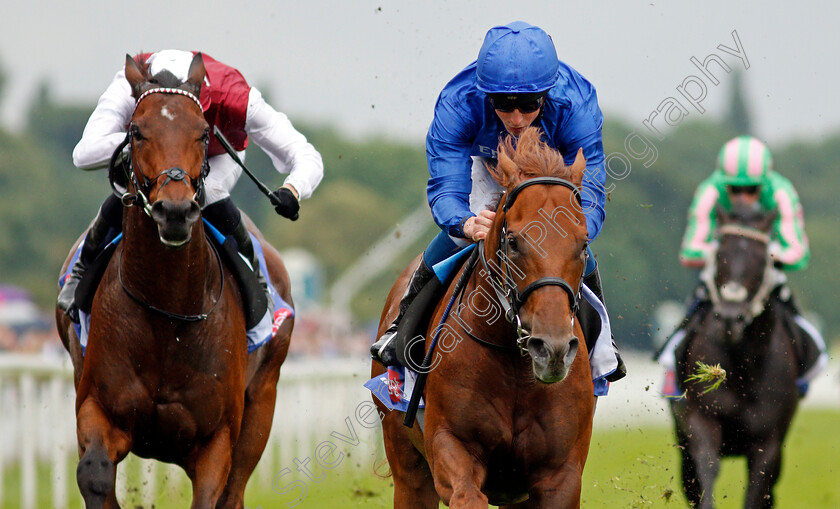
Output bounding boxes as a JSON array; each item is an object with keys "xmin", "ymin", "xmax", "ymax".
[
  {"xmin": 747, "ymin": 300, "xmax": 790, "ymax": 349},
  {"xmin": 120, "ymin": 211, "xmax": 213, "ymax": 308}
]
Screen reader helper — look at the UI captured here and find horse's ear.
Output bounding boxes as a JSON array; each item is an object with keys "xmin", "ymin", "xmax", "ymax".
[
  {"xmin": 125, "ymin": 54, "xmax": 145, "ymax": 98},
  {"xmin": 570, "ymin": 148, "xmax": 586, "ymax": 187},
  {"xmin": 184, "ymin": 52, "xmax": 206, "ymax": 97}
]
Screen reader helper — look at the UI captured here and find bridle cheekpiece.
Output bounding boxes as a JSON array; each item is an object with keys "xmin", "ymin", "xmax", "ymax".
[{"xmin": 479, "ymin": 176, "xmax": 587, "ymax": 355}]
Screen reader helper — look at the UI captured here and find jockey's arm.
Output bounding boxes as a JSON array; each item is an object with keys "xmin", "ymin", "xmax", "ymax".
[
  {"xmin": 679, "ymin": 181, "xmax": 719, "ymax": 267},
  {"xmin": 72, "ymin": 68, "xmax": 135, "ymax": 170},
  {"xmin": 425, "ymin": 105, "xmax": 476, "ymax": 239},
  {"xmin": 244, "ymin": 88, "xmax": 324, "ymax": 201},
  {"xmin": 769, "ymin": 178, "xmax": 810, "ymax": 271},
  {"xmin": 559, "ymin": 104, "xmax": 606, "ymax": 241}
]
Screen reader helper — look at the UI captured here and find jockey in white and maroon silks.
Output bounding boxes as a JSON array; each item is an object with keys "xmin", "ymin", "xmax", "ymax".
[
  {"xmin": 658, "ymin": 136, "xmax": 827, "ymax": 396},
  {"xmin": 59, "ymin": 50, "xmax": 323, "ymax": 328}
]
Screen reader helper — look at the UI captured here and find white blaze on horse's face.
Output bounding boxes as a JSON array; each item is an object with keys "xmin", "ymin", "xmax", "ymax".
[{"xmin": 160, "ymin": 105, "xmax": 176, "ymax": 121}]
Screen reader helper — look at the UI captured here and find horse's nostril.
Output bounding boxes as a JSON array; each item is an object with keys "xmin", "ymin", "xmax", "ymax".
[
  {"xmin": 150, "ymin": 201, "xmax": 166, "ymax": 222},
  {"xmin": 528, "ymin": 338, "xmax": 551, "ymax": 359},
  {"xmin": 187, "ymin": 201, "xmax": 200, "ymax": 222},
  {"xmin": 151, "ymin": 200, "xmax": 200, "ymax": 223}
]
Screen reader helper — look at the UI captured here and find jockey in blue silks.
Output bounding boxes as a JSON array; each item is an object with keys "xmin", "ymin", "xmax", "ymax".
[{"xmin": 371, "ymin": 22, "xmax": 625, "ymax": 381}]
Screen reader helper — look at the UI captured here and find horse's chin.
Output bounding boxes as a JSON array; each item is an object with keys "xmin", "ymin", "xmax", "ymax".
[
  {"xmin": 533, "ymin": 366, "xmax": 570, "ymax": 384},
  {"xmin": 158, "ymin": 232, "xmax": 191, "ymax": 247}
]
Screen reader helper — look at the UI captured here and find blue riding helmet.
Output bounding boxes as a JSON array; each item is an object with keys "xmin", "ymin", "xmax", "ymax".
[{"xmin": 476, "ymin": 21, "xmax": 560, "ymax": 94}]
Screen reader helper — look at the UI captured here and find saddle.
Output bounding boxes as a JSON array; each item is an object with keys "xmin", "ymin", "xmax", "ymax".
[{"xmin": 74, "ymin": 223, "xmax": 267, "ymax": 329}]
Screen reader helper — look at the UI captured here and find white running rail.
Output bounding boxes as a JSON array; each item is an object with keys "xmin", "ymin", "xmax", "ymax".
[{"xmin": 0, "ymin": 353, "xmax": 382, "ymax": 508}]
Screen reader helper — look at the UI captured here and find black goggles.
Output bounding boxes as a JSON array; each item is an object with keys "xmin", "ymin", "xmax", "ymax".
[
  {"xmin": 727, "ymin": 185, "xmax": 760, "ymax": 196},
  {"xmin": 487, "ymin": 93, "xmax": 546, "ymax": 113}
]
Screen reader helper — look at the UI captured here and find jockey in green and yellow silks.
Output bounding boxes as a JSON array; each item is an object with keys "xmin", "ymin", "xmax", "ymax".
[{"xmin": 659, "ymin": 136, "xmax": 826, "ymax": 397}]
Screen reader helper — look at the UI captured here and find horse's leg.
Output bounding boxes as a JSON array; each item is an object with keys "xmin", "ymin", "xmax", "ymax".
[
  {"xmin": 744, "ymin": 440, "xmax": 783, "ymax": 509},
  {"xmin": 379, "ymin": 407, "xmax": 439, "ymax": 509},
  {"xmin": 681, "ymin": 411, "xmax": 722, "ymax": 509},
  {"xmin": 428, "ymin": 432, "xmax": 489, "ymax": 509},
  {"xmin": 188, "ymin": 428, "xmax": 234, "ymax": 509},
  {"xmin": 76, "ymin": 398, "xmax": 132, "ymax": 509},
  {"xmin": 523, "ymin": 456, "xmax": 588, "ymax": 509},
  {"xmin": 215, "ymin": 339, "xmax": 288, "ymax": 509}
]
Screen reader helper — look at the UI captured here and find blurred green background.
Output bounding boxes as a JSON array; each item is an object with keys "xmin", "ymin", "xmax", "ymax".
[{"xmin": 2, "ymin": 70, "xmax": 837, "ymax": 352}]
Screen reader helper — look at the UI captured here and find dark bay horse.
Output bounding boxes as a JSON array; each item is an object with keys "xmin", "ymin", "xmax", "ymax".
[
  {"xmin": 55, "ymin": 53, "xmax": 293, "ymax": 509},
  {"xmin": 670, "ymin": 204, "xmax": 800, "ymax": 508},
  {"xmin": 372, "ymin": 128, "xmax": 595, "ymax": 508}
]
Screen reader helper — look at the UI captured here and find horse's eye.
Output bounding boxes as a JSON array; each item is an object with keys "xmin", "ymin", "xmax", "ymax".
[
  {"xmin": 130, "ymin": 125, "xmax": 144, "ymax": 141},
  {"xmin": 201, "ymin": 128, "xmax": 210, "ymax": 143},
  {"xmin": 506, "ymin": 234, "xmax": 518, "ymax": 251}
]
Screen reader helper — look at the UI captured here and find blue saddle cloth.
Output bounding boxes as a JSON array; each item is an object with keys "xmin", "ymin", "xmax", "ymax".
[{"xmin": 58, "ymin": 223, "xmax": 293, "ymax": 355}]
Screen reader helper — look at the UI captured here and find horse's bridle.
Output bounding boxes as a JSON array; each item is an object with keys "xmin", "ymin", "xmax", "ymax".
[
  {"xmin": 478, "ymin": 176, "xmax": 588, "ymax": 355},
  {"xmin": 106, "ymin": 87, "xmax": 221, "ymax": 322},
  {"xmin": 109, "ymin": 87, "xmax": 210, "ymax": 216},
  {"xmin": 701, "ymin": 223, "xmax": 775, "ymax": 321}
]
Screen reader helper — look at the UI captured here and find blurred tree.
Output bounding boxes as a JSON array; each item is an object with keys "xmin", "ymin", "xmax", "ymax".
[
  {"xmin": 0, "ymin": 87, "xmax": 837, "ymax": 348},
  {"xmin": 0, "ymin": 57, "xmax": 7, "ymax": 105},
  {"xmin": 26, "ymin": 81, "xmax": 92, "ymax": 158},
  {"xmin": 724, "ymin": 70, "xmax": 752, "ymax": 135}
]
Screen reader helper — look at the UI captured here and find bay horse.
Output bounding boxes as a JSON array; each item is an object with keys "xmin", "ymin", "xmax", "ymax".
[
  {"xmin": 372, "ymin": 128, "xmax": 596, "ymax": 508},
  {"xmin": 54, "ymin": 53, "xmax": 293, "ymax": 509},
  {"xmin": 670, "ymin": 204, "xmax": 800, "ymax": 508}
]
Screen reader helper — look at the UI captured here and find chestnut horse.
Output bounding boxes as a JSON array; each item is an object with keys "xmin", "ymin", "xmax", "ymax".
[
  {"xmin": 55, "ymin": 53, "xmax": 293, "ymax": 509},
  {"xmin": 372, "ymin": 128, "xmax": 595, "ymax": 508},
  {"xmin": 670, "ymin": 204, "xmax": 799, "ymax": 508}
]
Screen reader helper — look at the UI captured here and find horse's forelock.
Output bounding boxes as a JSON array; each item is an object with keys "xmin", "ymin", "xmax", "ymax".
[
  {"xmin": 129, "ymin": 53, "xmax": 197, "ymax": 96},
  {"xmin": 489, "ymin": 127, "xmax": 572, "ymax": 190},
  {"xmin": 729, "ymin": 202, "xmax": 771, "ymax": 229},
  {"xmin": 150, "ymin": 70, "xmax": 186, "ymax": 89}
]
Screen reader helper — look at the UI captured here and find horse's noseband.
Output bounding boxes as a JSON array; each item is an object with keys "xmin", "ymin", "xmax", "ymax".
[
  {"xmin": 702, "ymin": 224, "xmax": 775, "ymax": 321},
  {"xmin": 480, "ymin": 176, "xmax": 587, "ymax": 355}
]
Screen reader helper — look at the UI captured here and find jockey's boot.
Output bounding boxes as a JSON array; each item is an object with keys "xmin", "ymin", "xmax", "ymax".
[
  {"xmin": 205, "ymin": 198, "xmax": 258, "ymax": 272},
  {"xmin": 57, "ymin": 208, "xmax": 112, "ymax": 322},
  {"xmin": 581, "ymin": 266, "xmax": 626, "ymax": 382},
  {"xmin": 232, "ymin": 219, "xmax": 269, "ymax": 296},
  {"xmin": 776, "ymin": 290, "xmax": 827, "ymax": 394},
  {"xmin": 204, "ymin": 197, "xmax": 270, "ymax": 315},
  {"xmin": 371, "ymin": 258, "xmax": 435, "ymax": 366}
]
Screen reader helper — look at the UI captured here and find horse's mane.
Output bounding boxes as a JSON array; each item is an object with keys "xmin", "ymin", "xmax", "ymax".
[{"xmin": 487, "ymin": 127, "xmax": 572, "ymax": 190}]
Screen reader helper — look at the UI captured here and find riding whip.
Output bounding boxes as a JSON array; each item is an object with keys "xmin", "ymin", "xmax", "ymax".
[{"xmin": 213, "ymin": 126, "xmax": 283, "ymax": 208}]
